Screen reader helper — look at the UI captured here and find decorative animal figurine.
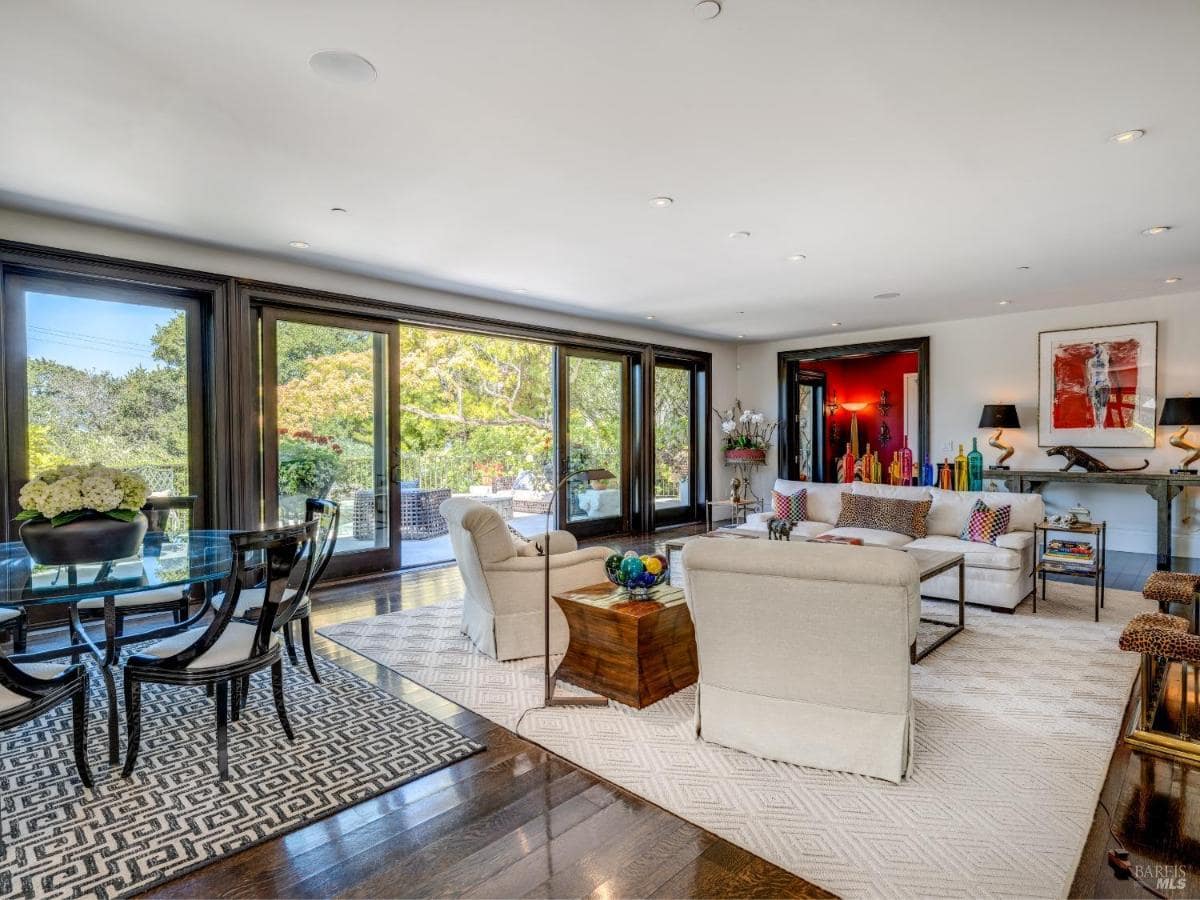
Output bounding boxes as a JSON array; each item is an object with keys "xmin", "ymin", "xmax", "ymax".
[
  {"xmin": 767, "ymin": 518, "xmax": 793, "ymax": 541},
  {"xmin": 1045, "ymin": 445, "xmax": 1149, "ymax": 473},
  {"xmin": 729, "ymin": 476, "xmax": 742, "ymax": 503}
]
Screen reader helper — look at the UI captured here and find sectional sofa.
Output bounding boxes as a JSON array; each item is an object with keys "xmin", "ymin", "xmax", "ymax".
[{"xmin": 733, "ymin": 479, "xmax": 1045, "ymax": 610}]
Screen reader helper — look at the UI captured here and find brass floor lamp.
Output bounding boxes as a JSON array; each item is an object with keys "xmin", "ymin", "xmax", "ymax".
[{"xmin": 542, "ymin": 466, "xmax": 614, "ymax": 708}]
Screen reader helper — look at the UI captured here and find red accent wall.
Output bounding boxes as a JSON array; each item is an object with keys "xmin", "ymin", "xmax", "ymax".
[{"xmin": 797, "ymin": 351, "xmax": 919, "ymax": 480}]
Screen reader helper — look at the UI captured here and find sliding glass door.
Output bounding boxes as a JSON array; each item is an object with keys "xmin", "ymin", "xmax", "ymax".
[
  {"xmin": 652, "ymin": 359, "xmax": 701, "ymax": 527},
  {"xmin": 558, "ymin": 348, "xmax": 631, "ymax": 536},
  {"xmin": 3, "ymin": 274, "xmax": 206, "ymax": 532},
  {"xmin": 260, "ymin": 309, "xmax": 400, "ymax": 577}
]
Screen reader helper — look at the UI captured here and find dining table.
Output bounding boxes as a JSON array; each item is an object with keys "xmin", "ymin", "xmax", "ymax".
[{"xmin": 0, "ymin": 529, "xmax": 241, "ymax": 763}]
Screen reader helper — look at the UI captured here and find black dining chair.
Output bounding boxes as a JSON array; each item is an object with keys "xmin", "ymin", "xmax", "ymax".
[
  {"xmin": 76, "ymin": 496, "xmax": 198, "ymax": 635},
  {"xmin": 0, "ymin": 606, "xmax": 27, "ymax": 653},
  {"xmin": 215, "ymin": 499, "xmax": 339, "ymax": 684},
  {"xmin": 121, "ymin": 520, "xmax": 320, "ymax": 781},
  {"xmin": 0, "ymin": 654, "xmax": 92, "ymax": 788}
]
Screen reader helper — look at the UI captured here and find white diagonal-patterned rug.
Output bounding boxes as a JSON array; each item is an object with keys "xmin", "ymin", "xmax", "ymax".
[
  {"xmin": 320, "ymin": 582, "xmax": 1148, "ymax": 899},
  {"xmin": 0, "ymin": 654, "xmax": 483, "ymax": 900}
]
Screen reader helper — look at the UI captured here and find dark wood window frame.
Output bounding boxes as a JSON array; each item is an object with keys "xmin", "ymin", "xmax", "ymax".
[
  {"xmin": 0, "ymin": 240, "xmax": 233, "ymax": 536},
  {"xmin": 777, "ymin": 337, "xmax": 930, "ymax": 483},
  {"xmin": 648, "ymin": 354, "xmax": 706, "ymax": 529}
]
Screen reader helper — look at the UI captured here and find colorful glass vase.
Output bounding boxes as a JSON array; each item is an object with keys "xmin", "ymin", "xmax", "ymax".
[
  {"xmin": 841, "ymin": 443, "xmax": 856, "ymax": 484},
  {"xmin": 899, "ymin": 436, "xmax": 914, "ymax": 485},
  {"xmin": 953, "ymin": 444, "xmax": 969, "ymax": 491},
  {"xmin": 860, "ymin": 444, "xmax": 874, "ymax": 483},
  {"xmin": 921, "ymin": 456, "xmax": 934, "ymax": 487},
  {"xmin": 937, "ymin": 459, "xmax": 953, "ymax": 489},
  {"xmin": 967, "ymin": 437, "xmax": 984, "ymax": 491}
]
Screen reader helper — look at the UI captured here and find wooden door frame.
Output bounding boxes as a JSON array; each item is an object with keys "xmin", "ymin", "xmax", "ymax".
[
  {"xmin": 258, "ymin": 305, "xmax": 402, "ymax": 578},
  {"xmin": 778, "ymin": 337, "xmax": 930, "ymax": 482}
]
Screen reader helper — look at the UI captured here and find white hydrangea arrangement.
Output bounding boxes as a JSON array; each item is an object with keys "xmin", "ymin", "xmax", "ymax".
[{"xmin": 16, "ymin": 465, "xmax": 149, "ymax": 527}]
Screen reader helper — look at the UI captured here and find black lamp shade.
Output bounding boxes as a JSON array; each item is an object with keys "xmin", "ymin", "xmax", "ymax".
[
  {"xmin": 1159, "ymin": 397, "xmax": 1200, "ymax": 426},
  {"xmin": 979, "ymin": 404, "xmax": 1020, "ymax": 429}
]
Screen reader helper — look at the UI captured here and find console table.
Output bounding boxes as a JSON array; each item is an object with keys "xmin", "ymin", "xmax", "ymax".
[{"xmin": 984, "ymin": 468, "xmax": 1200, "ymax": 569}]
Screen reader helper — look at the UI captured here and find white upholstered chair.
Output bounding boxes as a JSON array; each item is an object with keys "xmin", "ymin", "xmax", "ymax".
[
  {"xmin": 439, "ymin": 498, "xmax": 613, "ymax": 661},
  {"xmin": 681, "ymin": 537, "xmax": 920, "ymax": 783}
]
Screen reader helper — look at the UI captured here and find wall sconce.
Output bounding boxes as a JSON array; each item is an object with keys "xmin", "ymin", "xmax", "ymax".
[{"xmin": 824, "ymin": 392, "xmax": 841, "ymax": 418}]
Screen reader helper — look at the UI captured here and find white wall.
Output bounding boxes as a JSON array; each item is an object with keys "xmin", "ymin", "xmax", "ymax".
[
  {"xmin": 737, "ymin": 293, "xmax": 1200, "ymax": 556},
  {"xmin": 0, "ymin": 207, "xmax": 737, "ymax": 502}
]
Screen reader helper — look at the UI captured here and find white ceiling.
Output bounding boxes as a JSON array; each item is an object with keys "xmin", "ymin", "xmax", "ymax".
[{"xmin": 1, "ymin": 0, "xmax": 1197, "ymax": 341}]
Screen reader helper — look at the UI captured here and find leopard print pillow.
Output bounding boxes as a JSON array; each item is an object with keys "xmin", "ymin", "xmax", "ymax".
[{"xmin": 835, "ymin": 492, "xmax": 932, "ymax": 539}]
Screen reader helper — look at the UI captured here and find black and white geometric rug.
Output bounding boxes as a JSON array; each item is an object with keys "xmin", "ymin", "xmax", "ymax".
[{"xmin": 0, "ymin": 654, "xmax": 483, "ymax": 900}]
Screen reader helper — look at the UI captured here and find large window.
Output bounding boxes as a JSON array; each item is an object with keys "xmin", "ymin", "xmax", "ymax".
[
  {"xmin": 397, "ymin": 325, "xmax": 553, "ymax": 568},
  {"xmin": 652, "ymin": 359, "xmax": 700, "ymax": 527},
  {"xmin": 3, "ymin": 275, "xmax": 205, "ymax": 526},
  {"xmin": 563, "ymin": 351, "xmax": 628, "ymax": 527},
  {"xmin": 260, "ymin": 310, "xmax": 398, "ymax": 576}
]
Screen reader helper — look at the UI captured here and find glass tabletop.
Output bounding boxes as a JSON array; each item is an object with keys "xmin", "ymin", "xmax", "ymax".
[{"xmin": 0, "ymin": 530, "xmax": 239, "ymax": 607}]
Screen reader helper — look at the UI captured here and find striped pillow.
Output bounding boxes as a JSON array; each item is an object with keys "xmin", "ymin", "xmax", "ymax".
[
  {"xmin": 960, "ymin": 499, "xmax": 1012, "ymax": 544},
  {"xmin": 772, "ymin": 489, "xmax": 808, "ymax": 524}
]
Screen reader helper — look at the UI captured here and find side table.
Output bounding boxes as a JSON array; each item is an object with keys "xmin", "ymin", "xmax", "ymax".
[
  {"xmin": 706, "ymin": 498, "xmax": 763, "ymax": 531},
  {"xmin": 1033, "ymin": 520, "xmax": 1106, "ymax": 621}
]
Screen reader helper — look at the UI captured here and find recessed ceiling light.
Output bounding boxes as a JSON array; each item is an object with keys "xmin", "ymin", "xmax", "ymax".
[
  {"xmin": 831, "ymin": 321, "xmax": 842, "ymax": 327},
  {"xmin": 645, "ymin": 315, "xmax": 656, "ymax": 320},
  {"xmin": 308, "ymin": 50, "xmax": 377, "ymax": 85},
  {"xmin": 694, "ymin": 0, "xmax": 722, "ymax": 20},
  {"xmin": 873, "ymin": 292, "xmax": 901, "ymax": 300},
  {"xmin": 288, "ymin": 240, "xmax": 310, "ymax": 249},
  {"xmin": 1164, "ymin": 276, "xmax": 1183, "ymax": 283},
  {"xmin": 1017, "ymin": 265, "xmax": 1031, "ymax": 270},
  {"xmin": 1109, "ymin": 129, "xmax": 1145, "ymax": 144},
  {"xmin": 1142, "ymin": 225, "xmax": 1172, "ymax": 236},
  {"xmin": 330, "ymin": 207, "xmax": 348, "ymax": 214},
  {"xmin": 997, "ymin": 299, "xmax": 1011, "ymax": 306},
  {"xmin": 737, "ymin": 334, "xmax": 745, "ymax": 339},
  {"xmin": 786, "ymin": 254, "xmax": 806, "ymax": 262},
  {"xmin": 729, "ymin": 230, "xmax": 751, "ymax": 239},
  {"xmin": 649, "ymin": 196, "xmax": 674, "ymax": 208}
]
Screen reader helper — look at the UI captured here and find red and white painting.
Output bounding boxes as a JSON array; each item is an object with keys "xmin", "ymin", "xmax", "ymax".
[{"xmin": 1039, "ymin": 322, "xmax": 1157, "ymax": 448}]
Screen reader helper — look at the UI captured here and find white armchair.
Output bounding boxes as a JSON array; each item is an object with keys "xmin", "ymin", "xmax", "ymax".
[
  {"xmin": 439, "ymin": 498, "xmax": 614, "ymax": 661},
  {"xmin": 682, "ymin": 538, "xmax": 920, "ymax": 783}
]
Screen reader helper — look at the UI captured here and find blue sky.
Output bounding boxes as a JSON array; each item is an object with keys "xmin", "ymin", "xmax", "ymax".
[{"xmin": 26, "ymin": 292, "xmax": 174, "ymax": 376}]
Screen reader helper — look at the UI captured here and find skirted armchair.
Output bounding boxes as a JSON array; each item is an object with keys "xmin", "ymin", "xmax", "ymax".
[
  {"xmin": 439, "ymin": 498, "xmax": 614, "ymax": 661},
  {"xmin": 681, "ymin": 537, "xmax": 920, "ymax": 783}
]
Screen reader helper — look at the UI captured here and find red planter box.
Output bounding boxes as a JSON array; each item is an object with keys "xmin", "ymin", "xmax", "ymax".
[{"xmin": 724, "ymin": 448, "xmax": 767, "ymax": 465}]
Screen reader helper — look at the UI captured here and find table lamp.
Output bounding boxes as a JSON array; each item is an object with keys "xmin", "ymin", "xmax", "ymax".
[
  {"xmin": 541, "ymin": 466, "xmax": 615, "ymax": 707},
  {"xmin": 979, "ymin": 404, "xmax": 1020, "ymax": 469},
  {"xmin": 1160, "ymin": 397, "xmax": 1200, "ymax": 474}
]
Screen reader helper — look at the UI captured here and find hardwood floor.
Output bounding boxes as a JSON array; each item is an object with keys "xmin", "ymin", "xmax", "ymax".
[
  {"xmin": 74, "ymin": 531, "xmax": 1198, "ymax": 898},
  {"xmin": 146, "ymin": 524, "xmax": 829, "ymax": 899}
]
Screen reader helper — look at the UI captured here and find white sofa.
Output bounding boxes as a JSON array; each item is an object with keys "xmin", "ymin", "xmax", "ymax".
[
  {"xmin": 683, "ymin": 537, "xmax": 920, "ymax": 782},
  {"xmin": 440, "ymin": 498, "xmax": 614, "ymax": 660},
  {"xmin": 734, "ymin": 479, "xmax": 1044, "ymax": 610}
]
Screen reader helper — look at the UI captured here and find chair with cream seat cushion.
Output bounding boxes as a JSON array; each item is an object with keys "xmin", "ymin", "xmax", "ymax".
[
  {"xmin": 0, "ymin": 655, "xmax": 91, "ymax": 787},
  {"xmin": 683, "ymin": 537, "xmax": 919, "ymax": 783},
  {"xmin": 211, "ymin": 498, "xmax": 338, "ymax": 683},
  {"xmin": 121, "ymin": 520, "xmax": 320, "ymax": 781},
  {"xmin": 440, "ymin": 497, "xmax": 615, "ymax": 661},
  {"xmin": 0, "ymin": 606, "xmax": 27, "ymax": 653},
  {"xmin": 75, "ymin": 495, "xmax": 198, "ymax": 635}
]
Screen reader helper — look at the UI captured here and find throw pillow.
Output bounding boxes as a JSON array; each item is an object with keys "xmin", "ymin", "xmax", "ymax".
[
  {"xmin": 835, "ymin": 492, "xmax": 932, "ymax": 539},
  {"xmin": 772, "ymin": 488, "xmax": 808, "ymax": 524},
  {"xmin": 960, "ymin": 499, "xmax": 1012, "ymax": 545}
]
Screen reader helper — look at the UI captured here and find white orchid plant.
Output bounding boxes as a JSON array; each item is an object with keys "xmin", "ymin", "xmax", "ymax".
[
  {"xmin": 16, "ymin": 465, "xmax": 149, "ymax": 527},
  {"xmin": 714, "ymin": 399, "xmax": 778, "ymax": 451}
]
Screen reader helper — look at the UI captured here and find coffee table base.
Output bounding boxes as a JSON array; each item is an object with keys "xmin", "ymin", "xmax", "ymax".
[{"xmin": 911, "ymin": 557, "xmax": 966, "ymax": 663}]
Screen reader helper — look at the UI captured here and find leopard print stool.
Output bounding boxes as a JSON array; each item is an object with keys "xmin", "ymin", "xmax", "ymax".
[
  {"xmin": 1143, "ymin": 571, "xmax": 1200, "ymax": 606},
  {"xmin": 1120, "ymin": 610, "xmax": 1200, "ymax": 762}
]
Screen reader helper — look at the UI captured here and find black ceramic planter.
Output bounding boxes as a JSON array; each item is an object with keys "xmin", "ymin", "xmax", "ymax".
[{"xmin": 20, "ymin": 512, "xmax": 148, "ymax": 565}]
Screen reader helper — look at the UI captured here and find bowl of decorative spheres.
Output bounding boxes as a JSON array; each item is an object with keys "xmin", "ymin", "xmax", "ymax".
[{"xmin": 604, "ymin": 550, "xmax": 669, "ymax": 599}]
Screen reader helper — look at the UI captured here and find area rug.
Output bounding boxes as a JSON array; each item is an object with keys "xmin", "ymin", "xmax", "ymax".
[
  {"xmin": 0, "ymin": 654, "xmax": 483, "ymax": 900},
  {"xmin": 319, "ymin": 581, "xmax": 1149, "ymax": 899}
]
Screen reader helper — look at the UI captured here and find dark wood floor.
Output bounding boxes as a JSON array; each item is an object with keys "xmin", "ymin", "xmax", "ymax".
[
  {"xmin": 146, "ymin": 524, "xmax": 830, "ymax": 899},
  {"xmin": 108, "ymin": 531, "xmax": 1200, "ymax": 898}
]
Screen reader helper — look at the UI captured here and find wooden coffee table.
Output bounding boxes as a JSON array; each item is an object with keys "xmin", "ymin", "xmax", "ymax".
[{"xmin": 552, "ymin": 583, "xmax": 698, "ymax": 709}]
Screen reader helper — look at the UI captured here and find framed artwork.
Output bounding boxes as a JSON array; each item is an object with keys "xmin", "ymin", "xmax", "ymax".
[{"xmin": 1038, "ymin": 321, "xmax": 1157, "ymax": 448}]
